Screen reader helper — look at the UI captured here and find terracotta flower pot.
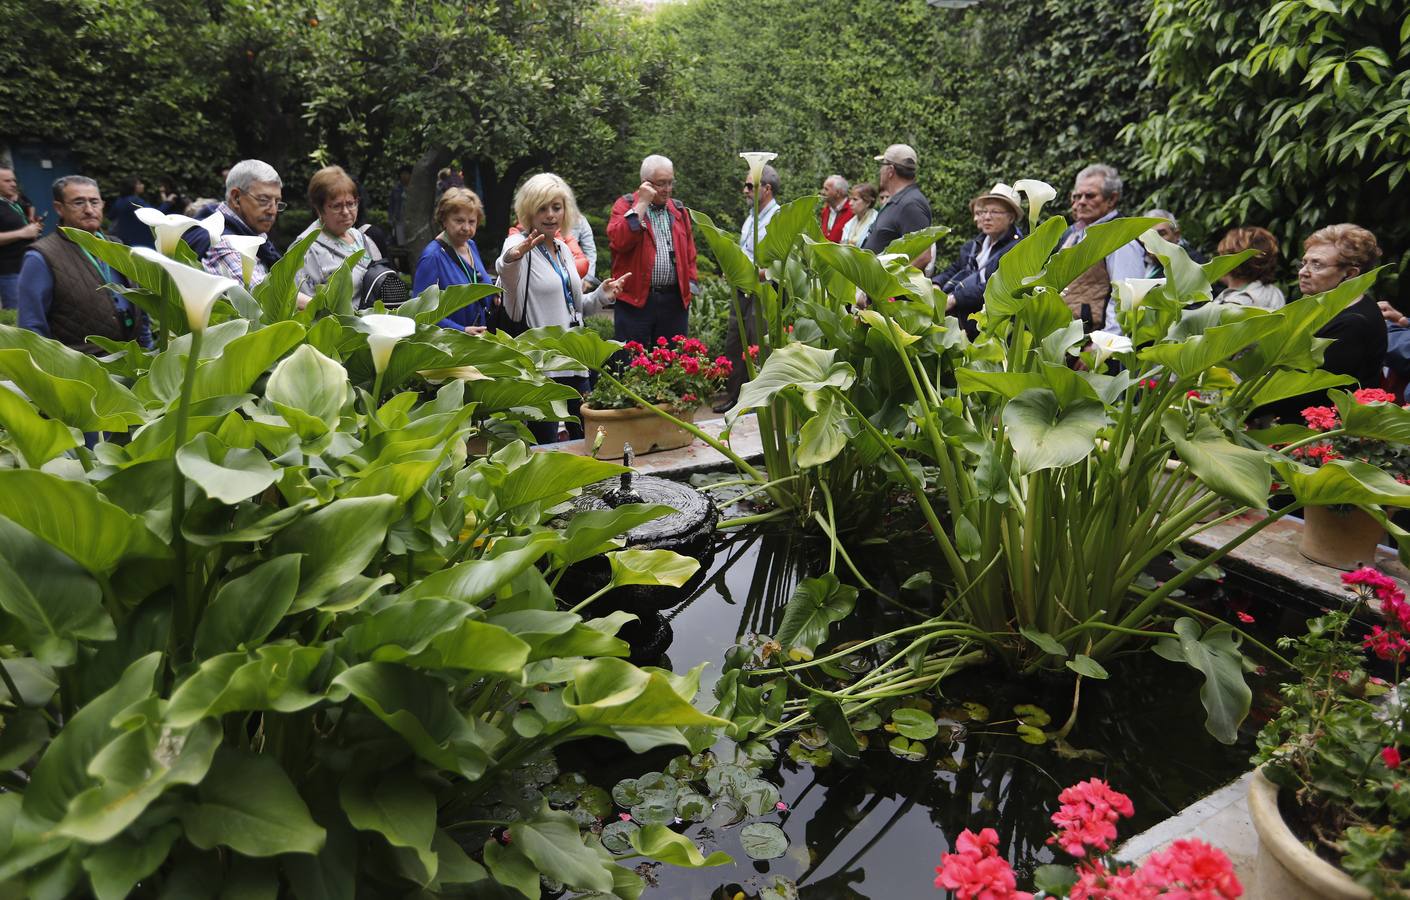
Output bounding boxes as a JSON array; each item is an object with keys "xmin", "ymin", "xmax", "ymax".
[
  {"xmin": 1247, "ymin": 767, "xmax": 1371, "ymax": 899},
  {"xmin": 580, "ymin": 404, "xmax": 696, "ymax": 460},
  {"xmin": 1297, "ymin": 505, "xmax": 1384, "ymax": 571}
]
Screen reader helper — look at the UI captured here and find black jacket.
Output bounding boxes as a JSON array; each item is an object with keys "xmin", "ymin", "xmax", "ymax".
[{"xmin": 932, "ymin": 227, "xmax": 1021, "ymax": 336}]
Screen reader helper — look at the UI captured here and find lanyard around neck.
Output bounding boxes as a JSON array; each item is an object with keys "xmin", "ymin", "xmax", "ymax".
[
  {"xmin": 536, "ymin": 243, "xmax": 576, "ymax": 317},
  {"xmin": 443, "ymin": 240, "xmax": 479, "ymax": 284},
  {"xmin": 2, "ymin": 198, "xmax": 24, "ymax": 219}
]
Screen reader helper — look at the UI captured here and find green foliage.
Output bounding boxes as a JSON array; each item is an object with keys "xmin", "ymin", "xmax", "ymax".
[
  {"xmin": 0, "ymin": 255, "xmax": 728, "ymax": 895},
  {"xmin": 1130, "ymin": 0, "xmax": 1410, "ymax": 296}
]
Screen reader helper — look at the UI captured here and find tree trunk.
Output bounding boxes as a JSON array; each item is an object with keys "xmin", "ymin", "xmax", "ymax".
[
  {"xmin": 406, "ymin": 145, "xmax": 453, "ymax": 253},
  {"xmin": 469, "ymin": 155, "xmax": 546, "ymax": 273}
]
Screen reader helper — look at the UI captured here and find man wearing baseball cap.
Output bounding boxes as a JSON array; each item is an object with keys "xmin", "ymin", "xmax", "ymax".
[{"xmin": 861, "ymin": 143, "xmax": 933, "ymax": 268}]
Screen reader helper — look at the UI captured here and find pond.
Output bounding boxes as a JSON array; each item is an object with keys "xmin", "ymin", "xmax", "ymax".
[{"xmin": 575, "ymin": 525, "xmax": 1290, "ymax": 899}]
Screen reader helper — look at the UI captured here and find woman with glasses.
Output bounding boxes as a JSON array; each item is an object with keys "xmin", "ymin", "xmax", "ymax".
[
  {"xmin": 931, "ymin": 182, "xmax": 1023, "ymax": 338},
  {"xmin": 1262, "ymin": 224, "xmax": 1387, "ymax": 422},
  {"xmin": 295, "ymin": 166, "xmax": 384, "ymax": 299},
  {"xmin": 412, "ymin": 187, "xmax": 495, "ymax": 332}
]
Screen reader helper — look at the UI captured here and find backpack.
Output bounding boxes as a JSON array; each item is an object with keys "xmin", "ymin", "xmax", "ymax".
[{"xmin": 358, "ymin": 260, "xmax": 411, "ymax": 309}]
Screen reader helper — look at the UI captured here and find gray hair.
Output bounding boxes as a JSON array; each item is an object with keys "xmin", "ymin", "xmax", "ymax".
[
  {"xmin": 639, "ymin": 154, "xmax": 674, "ymax": 181},
  {"xmin": 226, "ymin": 159, "xmax": 282, "ymax": 198},
  {"xmin": 51, "ymin": 175, "xmax": 98, "ymax": 200},
  {"xmin": 760, "ymin": 165, "xmax": 782, "ymax": 197},
  {"xmin": 1144, "ymin": 208, "xmax": 1177, "ymax": 228},
  {"xmin": 1075, "ymin": 164, "xmax": 1122, "ymax": 199},
  {"xmin": 826, "ymin": 174, "xmax": 849, "ymax": 193}
]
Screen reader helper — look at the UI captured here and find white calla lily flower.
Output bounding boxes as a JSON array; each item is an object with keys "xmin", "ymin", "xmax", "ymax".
[
  {"xmin": 135, "ymin": 207, "xmax": 224, "ymax": 256},
  {"xmin": 222, "ymin": 234, "xmax": 267, "ymax": 288},
  {"xmin": 1088, "ymin": 329, "xmax": 1133, "ymax": 366},
  {"xmin": 361, "ymin": 314, "xmax": 416, "ymax": 375},
  {"xmin": 1013, "ymin": 179, "xmax": 1057, "ymax": 231},
  {"xmin": 1114, "ymin": 278, "xmax": 1166, "ymax": 311},
  {"xmin": 739, "ymin": 151, "xmax": 778, "ymax": 187},
  {"xmin": 132, "ymin": 247, "xmax": 237, "ymax": 333}
]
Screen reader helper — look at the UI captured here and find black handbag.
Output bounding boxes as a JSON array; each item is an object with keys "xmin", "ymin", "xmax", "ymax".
[
  {"xmin": 358, "ymin": 260, "xmax": 411, "ymax": 308},
  {"xmin": 490, "ymin": 243, "xmax": 529, "ymax": 336}
]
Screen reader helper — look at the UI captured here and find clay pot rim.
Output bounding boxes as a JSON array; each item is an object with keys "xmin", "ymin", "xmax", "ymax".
[
  {"xmin": 580, "ymin": 403, "xmax": 691, "ymax": 418},
  {"xmin": 1247, "ymin": 766, "xmax": 1372, "ymax": 899}
]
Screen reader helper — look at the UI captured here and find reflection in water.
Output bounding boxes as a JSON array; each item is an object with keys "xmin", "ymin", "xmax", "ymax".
[{"xmin": 595, "ymin": 528, "xmax": 1274, "ymax": 899}]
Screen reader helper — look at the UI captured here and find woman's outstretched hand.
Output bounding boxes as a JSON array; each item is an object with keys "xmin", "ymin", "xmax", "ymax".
[
  {"xmin": 600, "ymin": 271, "xmax": 632, "ymax": 302},
  {"xmin": 507, "ymin": 229, "xmax": 550, "ymax": 263}
]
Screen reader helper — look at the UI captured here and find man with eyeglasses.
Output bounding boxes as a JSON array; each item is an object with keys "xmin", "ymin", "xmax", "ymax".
[
  {"xmin": 607, "ymin": 154, "xmax": 698, "ymax": 348},
  {"xmin": 187, "ymin": 159, "xmax": 286, "ymax": 287},
  {"xmin": 17, "ymin": 175, "xmax": 150, "ymax": 353},
  {"xmin": 1055, "ymin": 164, "xmax": 1146, "ymax": 335}
]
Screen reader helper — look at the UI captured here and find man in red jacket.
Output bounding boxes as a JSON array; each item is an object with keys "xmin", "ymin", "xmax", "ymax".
[
  {"xmin": 607, "ymin": 154, "xmax": 698, "ymax": 346},
  {"xmin": 819, "ymin": 175, "xmax": 853, "ymax": 243}
]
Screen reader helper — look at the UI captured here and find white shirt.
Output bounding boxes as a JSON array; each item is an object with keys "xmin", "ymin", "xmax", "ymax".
[{"xmin": 738, "ymin": 198, "xmax": 781, "ymax": 263}]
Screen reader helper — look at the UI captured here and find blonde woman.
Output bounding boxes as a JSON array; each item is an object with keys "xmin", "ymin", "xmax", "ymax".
[{"xmin": 496, "ymin": 173, "xmax": 630, "ymax": 443}]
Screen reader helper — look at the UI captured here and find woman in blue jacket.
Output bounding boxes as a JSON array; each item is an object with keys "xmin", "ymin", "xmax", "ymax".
[
  {"xmin": 412, "ymin": 187, "xmax": 492, "ymax": 332},
  {"xmin": 933, "ymin": 182, "xmax": 1023, "ymax": 338}
]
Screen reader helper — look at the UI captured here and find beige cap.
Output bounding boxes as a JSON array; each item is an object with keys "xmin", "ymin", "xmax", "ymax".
[
  {"xmin": 874, "ymin": 144, "xmax": 918, "ymax": 168},
  {"xmin": 971, "ymin": 182, "xmax": 1022, "ymax": 220}
]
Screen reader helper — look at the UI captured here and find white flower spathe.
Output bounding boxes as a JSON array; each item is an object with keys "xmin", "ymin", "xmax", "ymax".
[
  {"xmin": 1114, "ymin": 277, "xmax": 1166, "ymax": 311},
  {"xmin": 739, "ymin": 151, "xmax": 778, "ymax": 187},
  {"xmin": 1088, "ymin": 329, "xmax": 1133, "ymax": 366},
  {"xmin": 134, "ymin": 207, "xmax": 224, "ymax": 256},
  {"xmin": 222, "ymin": 234, "xmax": 267, "ymax": 288},
  {"xmin": 1013, "ymin": 179, "xmax": 1057, "ymax": 231},
  {"xmin": 361, "ymin": 313, "xmax": 417, "ymax": 375},
  {"xmin": 131, "ymin": 246, "xmax": 238, "ymax": 334}
]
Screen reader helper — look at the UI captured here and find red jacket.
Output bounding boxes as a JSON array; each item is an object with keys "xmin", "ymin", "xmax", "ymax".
[
  {"xmin": 820, "ymin": 202, "xmax": 855, "ymax": 243},
  {"xmin": 606, "ymin": 193, "xmax": 697, "ymax": 309}
]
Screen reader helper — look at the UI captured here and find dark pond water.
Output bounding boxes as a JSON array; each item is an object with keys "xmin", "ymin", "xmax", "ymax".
[{"xmin": 574, "ymin": 526, "xmax": 1290, "ymax": 900}]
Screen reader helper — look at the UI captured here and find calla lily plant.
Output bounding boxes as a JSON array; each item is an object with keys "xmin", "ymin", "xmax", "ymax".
[
  {"xmin": 1014, "ymin": 179, "xmax": 1057, "ymax": 232},
  {"xmin": 222, "ymin": 234, "xmax": 267, "ymax": 288},
  {"xmin": 131, "ymin": 247, "xmax": 238, "ymax": 334}
]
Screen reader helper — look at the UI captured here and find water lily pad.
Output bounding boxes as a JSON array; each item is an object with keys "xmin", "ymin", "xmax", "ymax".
[
  {"xmin": 1016, "ymin": 723, "xmax": 1048, "ymax": 745},
  {"xmin": 786, "ymin": 743, "xmax": 832, "ymax": 768},
  {"xmin": 612, "ymin": 777, "xmax": 643, "ymax": 808},
  {"xmin": 631, "ymin": 798, "xmax": 677, "ymax": 825},
  {"xmin": 796, "ymin": 727, "xmax": 829, "ymax": 750},
  {"xmin": 730, "ymin": 743, "xmax": 771, "ymax": 772},
  {"xmin": 761, "ymin": 876, "xmax": 801, "ymax": 900},
  {"xmin": 578, "ymin": 785, "xmax": 613, "ymax": 818},
  {"xmin": 891, "ymin": 708, "xmax": 939, "ymax": 740},
  {"xmin": 887, "ymin": 735, "xmax": 927, "ymax": 761},
  {"xmin": 705, "ymin": 793, "xmax": 747, "ymax": 828},
  {"xmin": 546, "ymin": 772, "xmax": 588, "ymax": 806},
  {"xmin": 601, "ymin": 820, "xmax": 639, "ymax": 855},
  {"xmin": 665, "ymin": 754, "xmax": 697, "ymax": 779},
  {"xmin": 852, "ymin": 709, "xmax": 882, "ymax": 731},
  {"xmin": 1014, "ymin": 704, "xmax": 1051, "ymax": 727},
  {"xmin": 961, "ymin": 702, "xmax": 989, "ymax": 722},
  {"xmin": 676, "ymin": 790, "xmax": 710, "ymax": 822},
  {"xmin": 705, "ymin": 763, "xmax": 749, "ymax": 797},
  {"xmin": 740, "ymin": 779, "xmax": 781, "ymax": 816},
  {"xmin": 740, "ymin": 822, "xmax": 789, "ymax": 860}
]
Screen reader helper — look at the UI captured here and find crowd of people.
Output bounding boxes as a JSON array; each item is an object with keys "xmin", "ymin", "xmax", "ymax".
[{"xmin": 0, "ymin": 146, "xmax": 1398, "ymax": 438}]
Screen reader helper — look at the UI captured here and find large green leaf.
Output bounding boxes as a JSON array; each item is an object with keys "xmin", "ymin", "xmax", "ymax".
[
  {"xmin": 757, "ymin": 196, "xmax": 826, "ymax": 267},
  {"xmin": 56, "ymin": 719, "xmax": 222, "ymax": 843},
  {"xmin": 0, "ymin": 470, "xmax": 169, "ymax": 574},
  {"xmin": 629, "ymin": 825, "xmax": 732, "ymax": 867},
  {"xmin": 193, "ymin": 554, "xmax": 301, "ymax": 657},
  {"xmin": 803, "ymin": 237, "xmax": 916, "ymax": 302},
  {"xmin": 882, "ymin": 224, "xmax": 952, "ymax": 263},
  {"xmin": 1039, "ymin": 217, "xmax": 1164, "ymax": 293},
  {"xmin": 1332, "ymin": 389, "xmax": 1410, "ymax": 442},
  {"xmin": 1249, "ymin": 370, "xmax": 1355, "ymax": 407},
  {"xmin": 272, "ymin": 495, "xmax": 400, "ymax": 609},
  {"xmin": 564, "ymin": 658, "xmax": 727, "ymax": 729},
  {"xmin": 511, "ymin": 805, "xmax": 616, "ymax": 893},
  {"xmin": 1001, "ymin": 389, "xmax": 1107, "ymax": 474},
  {"xmin": 774, "ymin": 574, "xmax": 857, "ymax": 657},
  {"xmin": 399, "ymin": 283, "xmax": 503, "ymax": 326},
  {"xmin": 956, "ymin": 370, "xmax": 1047, "ymax": 400},
  {"xmin": 253, "ymin": 229, "xmax": 320, "ymax": 323},
  {"xmin": 180, "ymin": 748, "xmax": 326, "ymax": 856},
  {"xmin": 366, "ymin": 613, "xmax": 532, "ymax": 674},
  {"xmin": 331, "ymin": 662, "xmax": 498, "ymax": 778},
  {"xmin": 730, "ymin": 343, "xmax": 855, "ymax": 420},
  {"xmin": 983, "ymin": 216, "xmax": 1066, "ymax": 309},
  {"xmin": 1139, "ymin": 315, "xmax": 1285, "ymax": 378},
  {"xmin": 1276, "ymin": 458, "xmax": 1410, "ymax": 508},
  {"xmin": 693, "ymin": 209, "xmax": 763, "ymax": 295},
  {"xmin": 494, "ymin": 452, "xmax": 625, "ymax": 513},
  {"xmin": 0, "ymin": 517, "xmax": 112, "ymax": 665},
  {"xmin": 189, "ymin": 320, "xmax": 305, "ymax": 403},
  {"xmin": 554, "ymin": 504, "xmax": 673, "ymax": 565},
  {"xmin": 607, "ymin": 548, "xmax": 700, "ymax": 588},
  {"xmin": 1152, "ymin": 618, "xmax": 1250, "ymax": 745},
  {"xmin": 796, "ymin": 390, "xmax": 849, "ymax": 468},
  {"xmin": 1230, "ymin": 271, "xmax": 1376, "ymax": 377},
  {"xmin": 176, "ymin": 432, "xmax": 279, "ymax": 505},
  {"xmin": 1139, "ymin": 230, "xmax": 1211, "ymax": 302},
  {"xmin": 81, "ymin": 823, "xmax": 180, "ymax": 900},
  {"xmin": 0, "ymin": 383, "xmax": 79, "ymax": 466},
  {"xmin": 165, "ymin": 646, "xmax": 326, "ymax": 727},
  {"xmin": 1163, "ymin": 413, "xmax": 1273, "ymax": 509},
  {"xmin": 514, "ymin": 325, "xmax": 625, "ymax": 373},
  {"xmin": 0, "ymin": 327, "xmax": 144, "ymax": 431},
  {"xmin": 404, "ymin": 532, "xmax": 559, "ymax": 604},
  {"xmin": 341, "ymin": 773, "xmax": 438, "ymax": 881}
]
